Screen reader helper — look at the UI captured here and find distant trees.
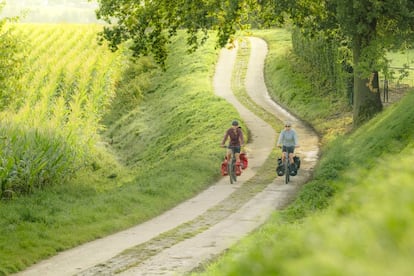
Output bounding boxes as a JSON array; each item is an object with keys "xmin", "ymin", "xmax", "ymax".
[{"xmin": 260, "ymin": 0, "xmax": 414, "ymax": 125}]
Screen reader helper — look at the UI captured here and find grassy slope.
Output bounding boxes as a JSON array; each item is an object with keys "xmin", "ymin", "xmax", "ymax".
[
  {"xmin": 195, "ymin": 30, "xmax": 414, "ymax": 275},
  {"xmin": 0, "ymin": 26, "xmax": 242, "ymax": 275}
]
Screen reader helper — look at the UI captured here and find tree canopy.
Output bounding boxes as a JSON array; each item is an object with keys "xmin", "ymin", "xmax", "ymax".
[
  {"xmin": 95, "ymin": 0, "xmax": 251, "ymax": 66},
  {"xmin": 95, "ymin": 0, "xmax": 414, "ymax": 125}
]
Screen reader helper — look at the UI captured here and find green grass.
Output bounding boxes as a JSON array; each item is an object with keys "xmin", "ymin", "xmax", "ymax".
[
  {"xmin": 193, "ymin": 30, "xmax": 414, "ymax": 275},
  {"xmin": 0, "ymin": 26, "xmax": 242, "ymax": 275}
]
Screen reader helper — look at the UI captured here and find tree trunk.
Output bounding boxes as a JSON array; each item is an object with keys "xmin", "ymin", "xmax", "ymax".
[{"xmin": 352, "ymin": 38, "xmax": 383, "ymax": 127}]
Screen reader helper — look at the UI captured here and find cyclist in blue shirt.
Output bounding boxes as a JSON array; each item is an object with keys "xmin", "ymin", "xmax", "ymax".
[{"xmin": 277, "ymin": 121, "xmax": 299, "ymax": 169}]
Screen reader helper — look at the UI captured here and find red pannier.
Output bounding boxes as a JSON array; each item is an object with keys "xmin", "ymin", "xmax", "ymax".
[
  {"xmin": 221, "ymin": 158, "xmax": 228, "ymax": 176},
  {"xmin": 240, "ymin": 152, "xmax": 248, "ymax": 169}
]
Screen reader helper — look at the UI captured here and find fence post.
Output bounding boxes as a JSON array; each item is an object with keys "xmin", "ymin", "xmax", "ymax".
[{"xmin": 383, "ymin": 79, "xmax": 389, "ymax": 102}]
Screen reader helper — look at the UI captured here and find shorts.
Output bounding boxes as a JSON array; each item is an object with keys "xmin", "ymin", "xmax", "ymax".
[
  {"xmin": 282, "ymin": 146, "xmax": 295, "ymax": 154},
  {"xmin": 228, "ymin": 146, "xmax": 241, "ymax": 154}
]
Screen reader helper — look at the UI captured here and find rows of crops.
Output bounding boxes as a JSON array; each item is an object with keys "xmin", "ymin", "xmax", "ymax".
[{"xmin": 0, "ymin": 23, "xmax": 126, "ymax": 197}]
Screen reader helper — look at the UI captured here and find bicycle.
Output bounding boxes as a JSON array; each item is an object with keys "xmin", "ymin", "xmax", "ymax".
[
  {"xmin": 278, "ymin": 146, "xmax": 296, "ymax": 184},
  {"xmin": 283, "ymin": 151, "xmax": 290, "ymax": 184},
  {"xmin": 224, "ymin": 145, "xmax": 241, "ymax": 184}
]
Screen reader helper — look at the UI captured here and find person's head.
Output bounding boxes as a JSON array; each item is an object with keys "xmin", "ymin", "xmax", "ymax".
[
  {"xmin": 232, "ymin": 120, "xmax": 239, "ymax": 127},
  {"xmin": 285, "ymin": 121, "xmax": 292, "ymax": 129}
]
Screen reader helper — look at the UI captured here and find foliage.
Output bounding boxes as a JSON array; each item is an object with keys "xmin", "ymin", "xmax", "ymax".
[
  {"xmin": 95, "ymin": 0, "xmax": 255, "ymax": 67},
  {"xmin": 94, "ymin": 0, "xmax": 414, "ymax": 124},
  {"xmin": 257, "ymin": 0, "xmax": 414, "ymax": 125},
  {"xmin": 0, "ymin": 3, "xmax": 25, "ymax": 109},
  {"xmin": 291, "ymin": 28, "xmax": 353, "ymax": 103}
]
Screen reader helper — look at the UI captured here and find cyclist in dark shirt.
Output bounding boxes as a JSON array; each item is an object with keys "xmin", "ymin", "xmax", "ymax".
[{"xmin": 221, "ymin": 120, "xmax": 244, "ymax": 173}]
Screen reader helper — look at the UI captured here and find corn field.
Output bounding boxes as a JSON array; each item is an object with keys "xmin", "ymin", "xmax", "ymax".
[{"xmin": 0, "ymin": 23, "xmax": 126, "ymax": 198}]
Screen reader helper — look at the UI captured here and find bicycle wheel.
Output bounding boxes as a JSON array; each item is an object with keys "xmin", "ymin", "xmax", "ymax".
[
  {"xmin": 228, "ymin": 161, "xmax": 234, "ymax": 184},
  {"xmin": 230, "ymin": 157, "xmax": 237, "ymax": 184},
  {"xmin": 232, "ymin": 159, "xmax": 237, "ymax": 183},
  {"xmin": 285, "ymin": 157, "xmax": 290, "ymax": 184}
]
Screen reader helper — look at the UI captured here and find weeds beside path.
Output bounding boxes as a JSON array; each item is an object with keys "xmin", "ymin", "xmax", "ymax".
[{"xmin": 17, "ymin": 37, "xmax": 319, "ymax": 276}]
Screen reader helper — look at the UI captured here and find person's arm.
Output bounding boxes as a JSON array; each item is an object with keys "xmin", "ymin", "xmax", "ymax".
[
  {"xmin": 277, "ymin": 131, "xmax": 284, "ymax": 147},
  {"xmin": 221, "ymin": 130, "xmax": 229, "ymax": 147},
  {"xmin": 239, "ymin": 128, "xmax": 244, "ymax": 146},
  {"xmin": 293, "ymin": 130, "xmax": 299, "ymax": 147}
]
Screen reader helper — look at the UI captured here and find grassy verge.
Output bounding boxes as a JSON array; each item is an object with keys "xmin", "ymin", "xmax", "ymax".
[{"xmin": 193, "ymin": 30, "xmax": 414, "ymax": 275}]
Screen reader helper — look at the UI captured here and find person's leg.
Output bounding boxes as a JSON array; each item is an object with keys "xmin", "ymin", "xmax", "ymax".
[
  {"xmin": 235, "ymin": 153, "xmax": 241, "ymax": 164},
  {"xmin": 282, "ymin": 146, "xmax": 287, "ymax": 163},
  {"xmin": 225, "ymin": 148, "xmax": 232, "ymax": 163},
  {"xmin": 234, "ymin": 147, "xmax": 242, "ymax": 174},
  {"xmin": 288, "ymin": 147, "xmax": 296, "ymax": 172},
  {"xmin": 289, "ymin": 152, "xmax": 294, "ymax": 165}
]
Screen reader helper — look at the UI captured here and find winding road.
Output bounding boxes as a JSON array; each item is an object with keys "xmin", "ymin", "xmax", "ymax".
[{"xmin": 17, "ymin": 37, "xmax": 319, "ymax": 276}]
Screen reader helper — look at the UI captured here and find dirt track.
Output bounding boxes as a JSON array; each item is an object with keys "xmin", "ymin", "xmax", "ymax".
[{"xmin": 16, "ymin": 37, "xmax": 319, "ymax": 276}]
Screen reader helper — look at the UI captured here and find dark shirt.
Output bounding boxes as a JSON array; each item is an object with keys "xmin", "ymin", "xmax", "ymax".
[{"xmin": 222, "ymin": 127, "xmax": 244, "ymax": 147}]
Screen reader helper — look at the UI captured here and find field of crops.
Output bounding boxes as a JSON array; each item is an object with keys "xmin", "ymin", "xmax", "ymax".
[{"xmin": 0, "ymin": 23, "xmax": 126, "ymax": 196}]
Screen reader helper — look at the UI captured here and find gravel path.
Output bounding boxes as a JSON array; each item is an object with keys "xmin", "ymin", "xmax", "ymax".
[{"xmin": 16, "ymin": 37, "xmax": 319, "ymax": 276}]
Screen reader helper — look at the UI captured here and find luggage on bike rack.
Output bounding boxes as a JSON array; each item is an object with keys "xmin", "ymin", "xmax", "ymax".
[
  {"xmin": 294, "ymin": 155, "xmax": 301, "ymax": 169},
  {"xmin": 240, "ymin": 152, "xmax": 248, "ymax": 170},
  {"xmin": 221, "ymin": 157, "xmax": 228, "ymax": 176},
  {"xmin": 276, "ymin": 155, "xmax": 301, "ymax": 177},
  {"xmin": 289, "ymin": 155, "xmax": 300, "ymax": 176},
  {"xmin": 276, "ymin": 157, "xmax": 284, "ymax": 176}
]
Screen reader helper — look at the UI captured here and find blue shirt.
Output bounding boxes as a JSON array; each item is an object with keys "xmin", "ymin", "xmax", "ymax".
[{"xmin": 277, "ymin": 129, "xmax": 298, "ymax": 147}]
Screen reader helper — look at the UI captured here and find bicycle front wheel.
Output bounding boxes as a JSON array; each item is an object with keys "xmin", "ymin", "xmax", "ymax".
[
  {"xmin": 285, "ymin": 160, "xmax": 290, "ymax": 184},
  {"xmin": 229, "ymin": 161, "xmax": 237, "ymax": 184}
]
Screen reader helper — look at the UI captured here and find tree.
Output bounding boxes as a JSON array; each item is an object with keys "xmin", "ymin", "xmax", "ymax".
[
  {"xmin": 94, "ymin": 0, "xmax": 249, "ymax": 67},
  {"xmin": 95, "ymin": 0, "xmax": 414, "ymax": 126},
  {"xmin": 259, "ymin": 0, "xmax": 414, "ymax": 126}
]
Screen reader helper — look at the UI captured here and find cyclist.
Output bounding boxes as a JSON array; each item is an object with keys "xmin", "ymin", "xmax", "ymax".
[
  {"xmin": 277, "ymin": 121, "xmax": 299, "ymax": 171},
  {"xmin": 221, "ymin": 120, "xmax": 244, "ymax": 175}
]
